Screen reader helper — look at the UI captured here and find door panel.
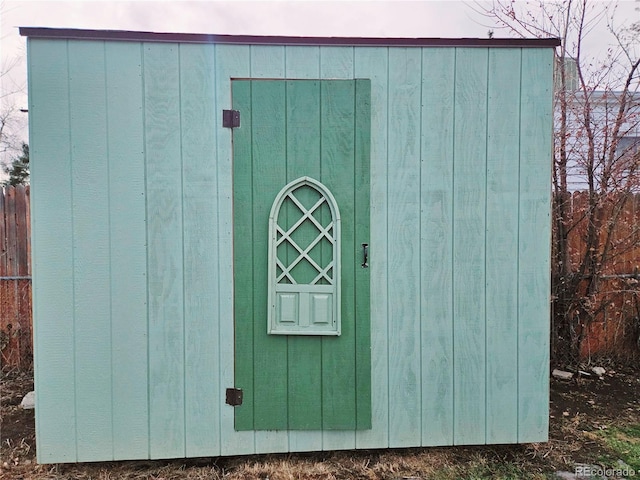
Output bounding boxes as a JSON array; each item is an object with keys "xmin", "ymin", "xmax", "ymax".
[{"xmin": 232, "ymin": 79, "xmax": 371, "ymax": 431}]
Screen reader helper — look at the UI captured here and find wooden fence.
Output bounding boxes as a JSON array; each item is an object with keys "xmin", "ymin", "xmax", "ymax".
[
  {"xmin": 1, "ymin": 185, "xmax": 32, "ymax": 370},
  {"xmin": 558, "ymin": 191, "xmax": 640, "ymax": 358}
]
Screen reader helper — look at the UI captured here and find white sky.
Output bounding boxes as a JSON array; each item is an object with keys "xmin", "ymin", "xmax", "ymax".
[{"xmin": 0, "ymin": 0, "xmax": 639, "ymax": 167}]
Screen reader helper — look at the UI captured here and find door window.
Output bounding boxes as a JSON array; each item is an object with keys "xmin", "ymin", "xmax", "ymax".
[{"xmin": 268, "ymin": 176, "xmax": 341, "ymax": 335}]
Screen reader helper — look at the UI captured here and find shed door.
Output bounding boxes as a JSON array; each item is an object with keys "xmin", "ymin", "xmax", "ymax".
[{"xmin": 232, "ymin": 79, "xmax": 371, "ymax": 431}]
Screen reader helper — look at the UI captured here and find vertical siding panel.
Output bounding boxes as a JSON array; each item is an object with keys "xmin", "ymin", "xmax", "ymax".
[
  {"xmin": 215, "ymin": 44, "xmax": 255, "ymax": 456},
  {"xmin": 28, "ymin": 38, "xmax": 78, "ymax": 463},
  {"xmin": 319, "ymin": 46, "xmax": 356, "ymax": 451},
  {"xmin": 320, "ymin": 80, "xmax": 357, "ymax": 432},
  {"xmin": 420, "ymin": 47, "xmax": 455, "ymax": 446},
  {"xmin": 518, "ymin": 48, "xmax": 553, "ymax": 443},
  {"xmin": 105, "ymin": 41, "xmax": 149, "ymax": 460},
  {"xmin": 387, "ymin": 47, "xmax": 422, "ymax": 448},
  {"xmin": 249, "ymin": 46, "xmax": 290, "ymax": 454},
  {"xmin": 181, "ymin": 43, "xmax": 220, "ymax": 457},
  {"xmin": 354, "ymin": 79, "xmax": 372, "ymax": 431},
  {"xmin": 250, "ymin": 80, "xmax": 289, "ymax": 452},
  {"xmin": 284, "ymin": 46, "xmax": 324, "ymax": 452},
  {"xmin": 320, "ymin": 47, "xmax": 354, "ymax": 79},
  {"xmin": 250, "ymin": 45, "xmax": 286, "ymax": 78},
  {"xmin": 232, "ymin": 80, "xmax": 255, "ymax": 433},
  {"xmin": 68, "ymin": 40, "xmax": 113, "ymax": 461},
  {"xmin": 354, "ymin": 46, "xmax": 389, "ymax": 450},
  {"xmin": 485, "ymin": 48, "xmax": 521, "ymax": 444},
  {"xmin": 453, "ymin": 47, "xmax": 488, "ymax": 445},
  {"xmin": 285, "ymin": 45, "xmax": 320, "ymax": 79},
  {"xmin": 144, "ymin": 42, "xmax": 185, "ymax": 459}
]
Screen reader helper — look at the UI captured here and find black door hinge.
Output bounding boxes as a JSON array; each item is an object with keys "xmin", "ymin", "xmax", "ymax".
[
  {"xmin": 226, "ymin": 388, "xmax": 243, "ymax": 406},
  {"xmin": 223, "ymin": 110, "xmax": 240, "ymax": 128}
]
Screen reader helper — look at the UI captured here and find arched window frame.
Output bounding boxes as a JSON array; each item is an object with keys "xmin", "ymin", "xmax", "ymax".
[{"xmin": 267, "ymin": 176, "xmax": 341, "ymax": 335}]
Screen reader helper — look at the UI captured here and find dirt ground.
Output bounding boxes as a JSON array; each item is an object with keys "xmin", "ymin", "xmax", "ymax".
[{"xmin": 1, "ymin": 366, "xmax": 638, "ymax": 479}]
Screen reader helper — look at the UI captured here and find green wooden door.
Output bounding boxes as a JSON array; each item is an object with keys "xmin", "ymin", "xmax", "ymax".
[{"xmin": 232, "ymin": 79, "xmax": 371, "ymax": 431}]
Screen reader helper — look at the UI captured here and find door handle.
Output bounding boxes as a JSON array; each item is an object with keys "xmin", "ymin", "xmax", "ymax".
[{"xmin": 361, "ymin": 243, "xmax": 369, "ymax": 268}]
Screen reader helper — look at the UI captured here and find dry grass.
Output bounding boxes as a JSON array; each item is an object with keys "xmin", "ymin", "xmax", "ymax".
[
  {"xmin": 0, "ymin": 442, "xmax": 556, "ymax": 479},
  {"xmin": 0, "ymin": 440, "xmax": 559, "ymax": 480}
]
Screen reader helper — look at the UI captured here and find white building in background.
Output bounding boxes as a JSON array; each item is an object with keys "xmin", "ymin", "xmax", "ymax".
[
  {"xmin": 554, "ymin": 56, "xmax": 640, "ymax": 192},
  {"xmin": 558, "ymin": 90, "xmax": 640, "ymax": 192}
]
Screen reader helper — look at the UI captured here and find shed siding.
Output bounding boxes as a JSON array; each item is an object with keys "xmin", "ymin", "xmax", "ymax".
[
  {"xmin": 387, "ymin": 47, "xmax": 423, "ymax": 448},
  {"xmin": 518, "ymin": 48, "xmax": 553, "ymax": 442},
  {"xmin": 452, "ymin": 47, "xmax": 488, "ymax": 445},
  {"xmin": 213, "ymin": 44, "xmax": 253, "ymax": 458},
  {"xmin": 68, "ymin": 40, "xmax": 113, "ymax": 462},
  {"xmin": 485, "ymin": 48, "xmax": 521, "ymax": 444},
  {"xmin": 144, "ymin": 42, "xmax": 186, "ymax": 459},
  {"xmin": 420, "ymin": 46, "xmax": 455, "ymax": 446},
  {"xmin": 29, "ymin": 38, "xmax": 77, "ymax": 464},
  {"xmin": 180, "ymin": 42, "xmax": 220, "ymax": 458},
  {"xmin": 28, "ymin": 38, "xmax": 553, "ymax": 463},
  {"xmin": 354, "ymin": 46, "xmax": 390, "ymax": 451},
  {"xmin": 104, "ymin": 41, "xmax": 149, "ymax": 460}
]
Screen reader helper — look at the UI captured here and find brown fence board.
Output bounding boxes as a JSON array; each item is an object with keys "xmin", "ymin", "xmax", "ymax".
[
  {"xmin": 0, "ymin": 189, "xmax": 5, "ymax": 274},
  {"xmin": 568, "ymin": 191, "xmax": 588, "ymax": 268},
  {"xmin": 15, "ymin": 185, "xmax": 28, "ymax": 276},
  {"xmin": 25, "ymin": 186, "xmax": 31, "ymax": 276},
  {"xmin": 1, "ymin": 186, "xmax": 32, "ymax": 370},
  {"xmin": 612, "ymin": 194, "xmax": 635, "ymax": 274},
  {"xmin": 5, "ymin": 186, "xmax": 17, "ymax": 276}
]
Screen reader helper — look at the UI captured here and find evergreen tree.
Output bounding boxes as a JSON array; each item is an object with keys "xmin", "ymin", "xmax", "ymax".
[{"xmin": 3, "ymin": 142, "xmax": 29, "ymax": 186}]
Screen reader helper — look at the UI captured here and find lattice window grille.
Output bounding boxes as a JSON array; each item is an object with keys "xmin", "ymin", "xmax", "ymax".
[{"xmin": 275, "ymin": 192, "xmax": 335, "ymax": 286}]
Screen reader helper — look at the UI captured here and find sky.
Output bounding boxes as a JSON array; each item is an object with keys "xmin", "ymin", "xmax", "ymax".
[{"xmin": 0, "ymin": 0, "xmax": 639, "ymax": 169}]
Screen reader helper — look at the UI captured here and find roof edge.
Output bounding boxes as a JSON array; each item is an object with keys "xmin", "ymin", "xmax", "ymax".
[{"xmin": 19, "ymin": 27, "xmax": 561, "ymax": 48}]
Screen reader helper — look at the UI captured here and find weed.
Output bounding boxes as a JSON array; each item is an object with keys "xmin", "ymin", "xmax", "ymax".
[{"xmin": 595, "ymin": 423, "xmax": 640, "ymax": 471}]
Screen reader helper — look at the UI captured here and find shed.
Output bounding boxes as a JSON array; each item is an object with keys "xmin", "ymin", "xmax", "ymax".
[{"xmin": 20, "ymin": 27, "xmax": 559, "ymax": 463}]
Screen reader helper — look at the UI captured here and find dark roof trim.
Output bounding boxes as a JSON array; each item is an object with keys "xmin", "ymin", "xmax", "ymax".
[{"xmin": 19, "ymin": 27, "xmax": 561, "ymax": 48}]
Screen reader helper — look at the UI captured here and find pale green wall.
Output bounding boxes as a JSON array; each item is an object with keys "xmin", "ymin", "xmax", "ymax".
[{"xmin": 28, "ymin": 37, "xmax": 554, "ymax": 463}]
